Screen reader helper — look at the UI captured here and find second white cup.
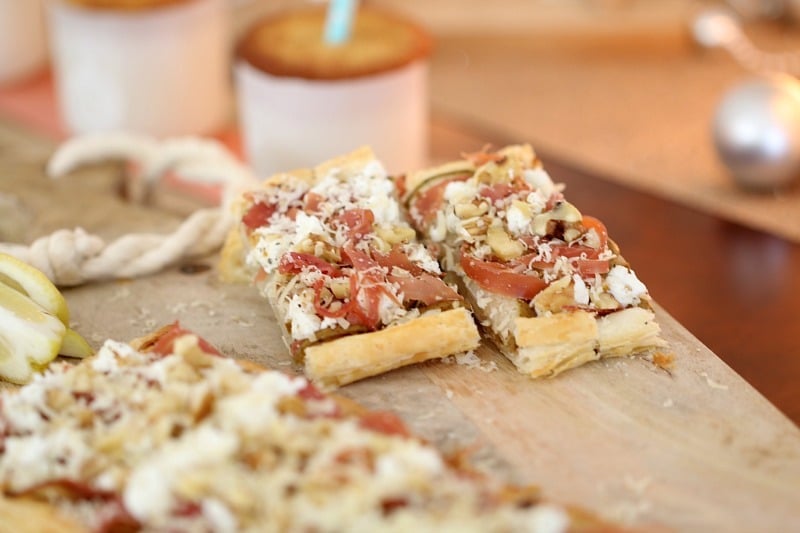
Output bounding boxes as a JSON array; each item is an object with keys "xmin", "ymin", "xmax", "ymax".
[{"xmin": 47, "ymin": 0, "xmax": 232, "ymax": 137}]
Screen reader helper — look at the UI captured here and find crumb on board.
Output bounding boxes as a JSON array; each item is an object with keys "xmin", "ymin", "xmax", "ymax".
[
  {"xmin": 441, "ymin": 351, "xmax": 497, "ymax": 373},
  {"xmin": 623, "ymin": 475, "xmax": 652, "ymax": 495},
  {"xmin": 662, "ymin": 398, "xmax": 674, "ymax": 408},
  {"xmin": 167, "ymin": 302, "xmax": 188, "ymax": 314},
  {"xmin": 610, "ymin": 500, "xmax": 653, "ymax": 524},
  {"xmin": 700, "ymin": 371, "xmax": 729, "ymax": 391},
  {"xmin": 232, "ymin": 316, "xmax": 254, "ymax": 328},
  {"xmin": 649, "ymin": 351, "xmax": 675, "ymax": 371},
  {"xmin": 109, "ymin": 286, "xmax": 131, "ymax": 302},
  {"xmin": 445, "ymin": 389, "xmax": 454, "ymax": 399}
]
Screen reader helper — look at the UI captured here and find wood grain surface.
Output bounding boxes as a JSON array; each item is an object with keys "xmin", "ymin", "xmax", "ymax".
[{"xmin": 2, "ymin": 120, "xmax": 800, "ymax": 531}]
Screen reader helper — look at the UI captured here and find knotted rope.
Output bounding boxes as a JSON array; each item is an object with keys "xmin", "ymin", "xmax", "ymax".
[{"xmin": 0, "ymin": 133, "xmax": 259, "ymax": 286}]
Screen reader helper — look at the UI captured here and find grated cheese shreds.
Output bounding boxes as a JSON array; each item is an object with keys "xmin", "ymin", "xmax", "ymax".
[
  {"xmin": 0, "ymin": 336, "xmax": 571, "ymax": 532},
  {"xmin": 243, "ymin": 158, "xmax": 448, "ymax": 345}
]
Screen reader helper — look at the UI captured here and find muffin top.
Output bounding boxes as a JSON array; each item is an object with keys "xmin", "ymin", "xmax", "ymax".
[
  {"xmin": 61, "ymin": 0, "xmax": 194, "ymax": 11},
  {"xmin": 236, "ymin": 6, "xmax": 432, "ymax": 80}
]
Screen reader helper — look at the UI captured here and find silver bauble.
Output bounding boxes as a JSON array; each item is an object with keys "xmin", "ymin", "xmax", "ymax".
[{"xmin": 713, "ymin": 74, "xmax": 800, "ymax": 190}]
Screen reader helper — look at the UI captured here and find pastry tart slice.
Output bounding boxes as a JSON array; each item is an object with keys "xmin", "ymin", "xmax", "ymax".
[
  {"xmin": 401, "ymin": 145, "xmax": 666, "ymax": 378},
  {"xmin": 220, "ymin": 147, "xmax": 480, "ymax": 388}
]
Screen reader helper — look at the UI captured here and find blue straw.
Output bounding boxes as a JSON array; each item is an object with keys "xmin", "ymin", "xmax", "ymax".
[{"xmin": 324, "ymin": 0, "xmax": 357, "ymax": 45}]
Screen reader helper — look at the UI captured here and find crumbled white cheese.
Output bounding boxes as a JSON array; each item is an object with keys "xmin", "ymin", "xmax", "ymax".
[
  {"xmin": 0, "ymin": 436, "xmax": 53, "ymax": 491},
  {"xmin": 468, "ymin": 279, "xmax": 517, "ymax": 343},
  {"xmin": 606, "ymin": 266, "xmax": 648, "ymax": 306},
  {"xmin": 249, "ymin": 212, "xmax": 328, "ymax": 275},
  {"xmin": 582, "ymin": 228, "xmax": 601, "ymax": 249},
  {"xmin": 402, "ymin": 242, "xmax": 441, "ymax": 273},
  {"xmin": 523, "ymin": 167, "xmax": 556, "ymax": 197},
  {"xmin": 365, "ymin": 192, "xmax": 400, "ymax": 226},
  {"xmin": 543, "ymin": 256, "xmax": 572, "ymax": 284},
  {"xmin": 362, "ymin": 159, "xmax": 388, "ymax": 178},
  {"xmin": 285, "ymin": 293, "xmax": 322, "ymax": 341},
  {"xmin": 524, "ymin": 504, "xmax": 570, "ymax": 533},
  {"xmin": 375, "ymin": 290, "xmax": 407, "ymax": 325},
  {"xmin": 444, "ymin": 208, "xmax": 466, "ymax": 240},
  {"xmin": 217, "ymin": 373, "xmax": 307, "ymax": 433},
  {"xmin": 429, "ymin": 211, "xmax": 448, "ymax": 242},
  {"xmin": 2, "ymin": 381, "xmax": 50, "ymax": 433},
  {"xmin": 375, "ymin": 444, "xmax": 444, "ymax": 485},
  {"xmin": 202, "ymin": 499, "xmax": 238, "ymax": 533},
  {"xmin": 525, "ymin": 190, "xmax": 548, "ymax": 215},
  {"xmin": 124, "ymin": 426, "xmax": 239, "ymax": 523},
  {"xmin": 311, "ymin": 166, "xmax": 396, "ymax": 226},
  {"xmin": 295, "ymin": 211, "xmax": 327, "ymax": 241},
  {"xmin": 320, "ymin": 315, "xmax": 351, "ymax": 331},
  {"xmin": 572, "ymin": 274, "xmax": 590, "ymax": 305},
  {"xmin": 443, "ymin": 180, "xmax": 477, "ymax": 203},
  {"xmin": 505, "ymin": 203, "xmax": 532, "ymax": 234}
]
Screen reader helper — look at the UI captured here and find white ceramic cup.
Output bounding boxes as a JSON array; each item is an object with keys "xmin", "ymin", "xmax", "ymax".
[
  {"xmin": 236, "ymin": 60, "xmax": 429, "ymax": 177},
  {"xmin": 234, "ymin": 7, "xmax": 431, "ymax": 177},
  {"xmin": 47, "ymin": 0, "xmax": 231, "ymax": 136},
  {"xmin": 0, "ymin": 0, "xmax": 48, "ymax": 85}
]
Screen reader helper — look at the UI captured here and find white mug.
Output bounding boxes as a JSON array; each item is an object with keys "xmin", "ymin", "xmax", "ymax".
[
  {"xmin": 234, "ymin": 7, "xmax": 432, "ymax": 177},
  {"xmin": 0, "ymin": 0, "xmax": 47, "ymax": 85},
  {"xmin": 47, "ymin": 0, "xmax": 232, "ymax": 137},
  {"xmin": 236, "ymin": 60, "xmax": 429, "ymax": 178}
]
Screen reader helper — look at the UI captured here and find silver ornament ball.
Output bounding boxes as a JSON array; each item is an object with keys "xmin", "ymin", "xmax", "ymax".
[{"xmin": 713, "ymin": 74, "xmax": 800, "ymax": 190}]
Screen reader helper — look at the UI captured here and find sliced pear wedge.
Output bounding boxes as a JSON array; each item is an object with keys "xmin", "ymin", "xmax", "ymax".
[
  {"xmin": 0, "ymin": 282, "xmax": 66, "ymax": 384},
  {"xmin": 0, "ymin": 255, "xmax": 94, "ymax": 381},
  {"xmin": 60, "ymin": 328, "xmax": 94, "ymax": 359},
  {"xmin": 0, "ymin": 253, "xmax": 69, "ymax": 325}
]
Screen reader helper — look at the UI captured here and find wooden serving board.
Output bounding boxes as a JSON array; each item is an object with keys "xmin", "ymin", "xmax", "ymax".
[{"xmin": 2, "ymin": 121, "xmax": 800, "ymax": 531}]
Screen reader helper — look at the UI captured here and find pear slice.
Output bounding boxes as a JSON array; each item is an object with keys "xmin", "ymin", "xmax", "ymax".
[
  {"xmin": 0, "ymin": 282, "xmax": 65, "ymax": 384},
  {"xmin": 0, "ymin": 253, "xmax": 69, "ymax": 325},
  {"xmin": 60, "ymin": 328, "xmax": 94, "ymax": 359}
]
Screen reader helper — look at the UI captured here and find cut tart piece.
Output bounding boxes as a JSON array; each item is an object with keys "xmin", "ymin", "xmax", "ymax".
[
  {"xmin": 401, "ymin": 145, "xmax": 666, "ymax": 378},
  {"xmin": 220, "ymin": 147, "xmax": 480, "ymax": 389},
  {"xmin": 0, "ymin": 324, "xmax": 611, "ymax": 532}
]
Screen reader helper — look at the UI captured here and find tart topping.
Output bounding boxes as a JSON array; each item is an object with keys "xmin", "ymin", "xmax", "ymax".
[
  {"xmin": 244, "ymin": 163, "xmax": 460, "ymax": 346},
  {"xmin": 407, "ymin": 146, "xmax": 652, "ymax": 314},
  {"xmin": 0, "ymin": 330, "xmax": 573, "ymax": 532}
]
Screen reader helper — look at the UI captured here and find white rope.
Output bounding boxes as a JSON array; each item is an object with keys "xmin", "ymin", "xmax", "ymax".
[{"xmin": 1, "ymin": 133, "xmax": 259, "ymax": 287}]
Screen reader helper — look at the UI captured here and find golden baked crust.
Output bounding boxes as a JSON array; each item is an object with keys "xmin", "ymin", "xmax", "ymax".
[
  {"xmin": 305, "ymin": 307, "xmax": 481, "ymax": 389},
  {"xmin": 61, "ymin": 0, "xmax": 194, "ymax": 11},
  {"xmin": 236, "ymin": 6, "xmax": 433, "ymax": 80},
  {"xmin": 0, "ymin": 497, "xmax": 84, "ymax": 533}
]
